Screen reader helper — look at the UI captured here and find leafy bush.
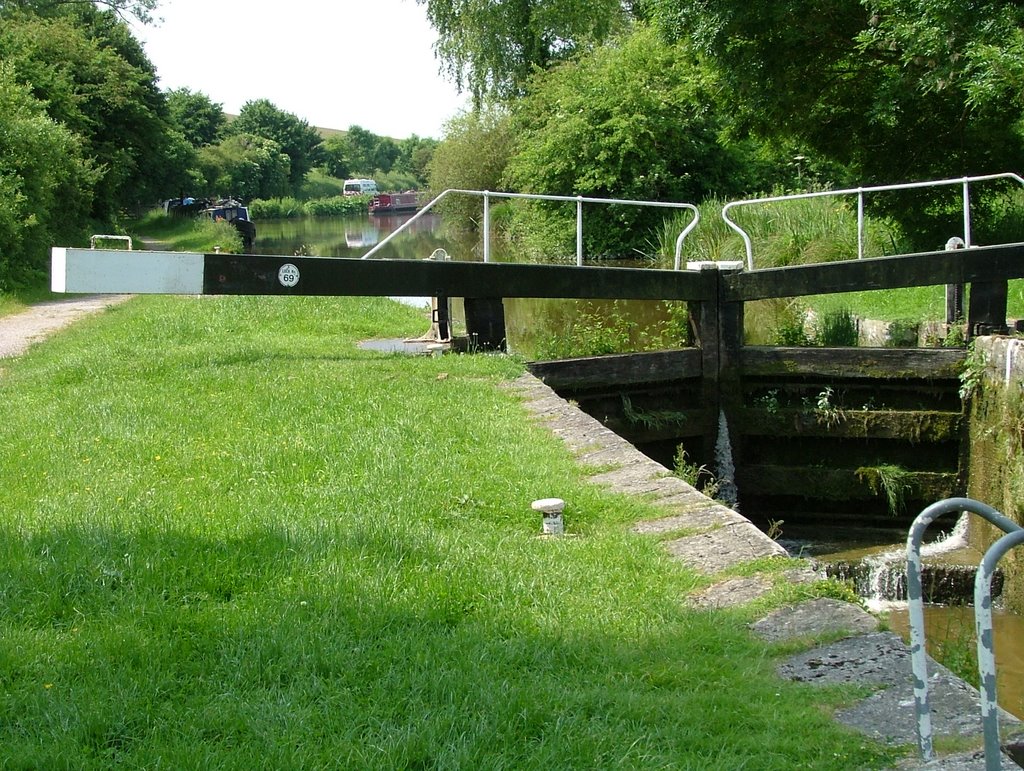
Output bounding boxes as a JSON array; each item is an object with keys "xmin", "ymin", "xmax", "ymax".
[
  {"xmin": 815, "ymin": 307, "xmax": 858, "ymax": 346},
  {"xmin": 427, "ymin": 108, "xmax": 515, "ymax": 232},
  {"xmin": 303, "ymin": 196, "xmax": 367, "ymax": 217},
  {"xmin": 504, "ymin": 27, "xmax": 744, "ymax": 257}
]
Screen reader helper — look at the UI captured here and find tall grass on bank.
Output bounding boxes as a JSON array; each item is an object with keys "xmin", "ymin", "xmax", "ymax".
[
  {"xmin": 0, "ymin": 295, "xmax": 897, "ymax": 769},
  {"xmin": 249, "ymin": 194, "xmax": 369, "ymax": 220},
  {"xmin": 658, "ymin": 195, "xmax": 905, "ymax": 269},
  {"xmin": 129, "ymin": 211, "xmax": 243, "ymax": 253}
]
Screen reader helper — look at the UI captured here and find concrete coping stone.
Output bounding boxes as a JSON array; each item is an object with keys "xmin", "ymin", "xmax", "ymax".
[{"xmin": 750, "ymin": 597, "xmax": 878, "ymax": 643}]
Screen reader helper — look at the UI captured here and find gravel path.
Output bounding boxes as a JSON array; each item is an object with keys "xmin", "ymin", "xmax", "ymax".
[{"xmin": 0, "ymin": 295, "xmax": 132, "ymax": 359}]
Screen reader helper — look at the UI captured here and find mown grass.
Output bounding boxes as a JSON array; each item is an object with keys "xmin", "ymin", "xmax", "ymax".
[
  {"xmin": 0, "ymin": 285, "xmax": 63, "ymax": 319},
  {"xmin": 0, "ymin": 295, "xmax": 901, "ymax": 768}
]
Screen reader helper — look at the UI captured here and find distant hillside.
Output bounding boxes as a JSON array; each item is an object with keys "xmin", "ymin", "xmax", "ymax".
[
  {"xmin": 315, "ymin": 125, "xmax": 347, "ymax": 140},
  {"xmin": 224, "ymin": 115, "xmax": 393, "ymax": 141}
]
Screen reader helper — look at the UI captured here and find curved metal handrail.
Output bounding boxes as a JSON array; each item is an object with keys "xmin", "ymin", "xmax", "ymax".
[
  {"xmin": 905, "ymin": 497, "xmax": 1023, "ymax": 763},
  {"xmin": 361, "ymin": 189, "xmax": 700, "ymax": 269},
  {"xmin": 975, "ymin": 528, "xmax": 1024, "ymax": 770},
  {"xmin": 723, "ymin": 173, "xmax": 1024, "ymax": 270}
]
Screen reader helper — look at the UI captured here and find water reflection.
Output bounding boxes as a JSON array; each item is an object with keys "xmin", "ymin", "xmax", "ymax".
[
  {"xmin": 887, "ymin": 606, "xmax": 1024, "ymax": 720},
  {"xmin": 254, "ymin": 212, "xmax": 447, "ymax": 260}
]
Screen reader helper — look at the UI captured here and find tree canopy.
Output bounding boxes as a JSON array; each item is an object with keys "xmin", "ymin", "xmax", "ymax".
[
  {"xmin": 416, "ymin": 0, "xmax": 634, "ymax": 105},
  {"xmin": 167, "ymin": 88, "xmax": 226, "ymax": 148},
  {"xmin": 646, "ymin": 0, "xmax": 1024, "ymax": 187},
  {"xmin": 228, "ymin": 99, "xmax": 323, "ymax": 187},
  {"xmin": 0, "ymin": 4, "xmax": 186, "ymax": 218}
]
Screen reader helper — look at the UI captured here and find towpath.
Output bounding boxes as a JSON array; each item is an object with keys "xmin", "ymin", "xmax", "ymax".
[{"xmin": 0, "ymin": 295, "xmax": 131, "ymax": 361}]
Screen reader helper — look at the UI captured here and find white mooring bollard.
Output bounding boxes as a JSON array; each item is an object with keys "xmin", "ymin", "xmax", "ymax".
[{"xmin": 532, "ymin": 498, "xmax": 565, "ymax": 535}]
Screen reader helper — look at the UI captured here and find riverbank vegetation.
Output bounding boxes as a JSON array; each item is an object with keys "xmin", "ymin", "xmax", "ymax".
[
  {"xmin": 0, "ymin": 294, "xmax": 899, "ymax": 768},
  {"xmin": 129, "ymin": 210, "xmax": 243, "ymax": 254},
  {"xmin": 421, "ymin": 0, "xmax": 1024, "ymax": 316},
  {"xmin": 0, "ymin": 0, "xmax": 435, "ymax": 294}
]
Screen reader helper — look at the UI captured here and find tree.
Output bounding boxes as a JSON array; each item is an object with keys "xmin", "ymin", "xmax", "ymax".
[
  {"xmin": 504, "ymin": 26, "xmax": 743, "ymax": 255},
  {"xmin": 0, "ymin": 61, "xmax": 95, "ymax": 289},
  {"xmin": 0, "ymin": 5, "xmax": 185, "ymax": 217},
  {"xmin": 167, "ymin": 88, "xmax": 225, "ymax": 148},
  {"xmin": 228, "ymin": 99, "xmax": 322, "ymax": 188},
  {"xmin": 427, "ymin": 107, "xmax": 516, "ymax": 227},
  {"xmin": 0, "ymin": 0, "xmax": 159, "ymax": 23},
  {"xmin": 320, "ymin": 136, "xmax": 351, "ymax": 179},
  {"xmin": 648, "ymin": 0, "xmax": 1024, "ymax": 186},
  {"xmin": 394, "ymin": 135, "xmax": 439, "ymax": 184},
  {"xmin": 417, "ymin": 0, "xmax": 634, "ymax": 105},
  {"xmin": 197, "ymin": 134, "xmax": 291, "ymax": 201},
  {"xmin": 342, "ymin": 125, "xmax": 384, "ymax": 175}
]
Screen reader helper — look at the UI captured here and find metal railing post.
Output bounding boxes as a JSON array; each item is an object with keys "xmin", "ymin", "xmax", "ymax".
[
  {"xmin": 857, "ymin": 189, "xmax": 865, "ymax": 260},
  {"xmin": 975, "ymin": 529, "xmax": 1024, "ymax": 770},
  {"xmin": 483, "ymin": 191, "xmax": 491, "ymax": 263},
  {"xmin": 361, "ymin": 189, "xmax": 700, "ymax": 269},
  {"xmin": 722, "ymin": 173, "xmax": 1024, "ymax": 269},
  {"xmin": 576, "ymin": 196, "xmax": 584, "ymax": 267},
  {"xmin": 963, "ymin": 178, "xmax": 974, "ymax": 249},
  {"xmin": 906, "ymin": 497, "xmax": 1022, "ymax": 762}
]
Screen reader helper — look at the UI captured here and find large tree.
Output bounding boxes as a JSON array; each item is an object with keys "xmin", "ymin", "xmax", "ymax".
[
  {"xmin": 504, "ymin": 26, "xmax": 744, "ymax": 255},
  {"xmin": 167, "ymin": 88, "xmax": 226, "ymax": 148},
  {"xmin": 197, "ymin": 134, "xmax": 291, "ymax": 201},
  {"xmin": 647, "ymin": 0, "xmax": 1024, "ymax": 183},
  {"xmin": 228, "ymin": 99, "xmax": 322, "ymax": 188},
  {"xmin": 0, "ymin": 5, "xmax": 186, "ymax": 217},
  {"xmin": 0, "ymin": 61, "xmax": 95, "ymax": 289},
  {"xmin": 417, "ymin": 0, "xmax": 634, "ymax": 105},
  {"xmin": 0, "ymin": 0, "xmax": 158, "ymax": 23}
]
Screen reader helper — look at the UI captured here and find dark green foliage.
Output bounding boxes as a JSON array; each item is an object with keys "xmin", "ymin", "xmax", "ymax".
[
  {"xmin": 197, "ymin": 133, "xmax": 290, "ymax": 200},
  {"xmin": 647, "ymin": 0, "xmax": 1024, "ymax": 247},
  {"xmin": 0, "ymin": 5, "xmax": 187, "ymax": 220},
  {"xmin": 504, "ymin": 27, "xmax": 745, "ymax": 256},
  {"xmin": 228, "ymin": 99, "xmax": 323, "ymax": 187},
  {"xmin": 815, "ymin": 307, "xmax": 858, "ymax": 347},
  {"xmin": 0, "ymin": 62, "xmax": 96, "ymax": 290},
  {"xmin": 166, "ymin": 88, "xmax": 226, "ymax": 148}
]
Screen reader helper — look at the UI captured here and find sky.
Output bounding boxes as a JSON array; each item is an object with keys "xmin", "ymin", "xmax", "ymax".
[{"xmin": 130, "ymin": 0, "xmax": 469, "ymax": 139}]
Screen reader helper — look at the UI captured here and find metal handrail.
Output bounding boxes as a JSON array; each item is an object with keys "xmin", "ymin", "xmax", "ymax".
[
  {"xmin": 90, "ymin": 234, "xmax": 132, "ymax": 250},
  {"xmin": 906, "ymin": 497, "xmax": 1023, "ymax": 763},
  {"xmin": 975, "ymin": 529, "xmax": 1024, "ymax": 770},
  {"xmin": 723, "ymin": 173, "xmax": 1024, "ymax": 270},
  {"xmin": 360, "ymin": 189, "xmax": 700, "ymax": 269}
]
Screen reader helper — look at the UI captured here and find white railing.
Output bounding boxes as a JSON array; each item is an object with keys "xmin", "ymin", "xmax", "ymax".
[
  {"xmin": 90, "ymin": 234, "xmax": 133, "ymax": 250},
  {"xmin": 722, "ymin": 173, "xmax": 1024, "ymax": 270},
  {"xmin": 360, "ymin": 189, "xmax": 700, "ymax": 270}
]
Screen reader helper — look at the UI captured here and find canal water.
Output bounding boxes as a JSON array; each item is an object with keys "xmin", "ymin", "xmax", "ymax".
[
  {"xmin": 254, "ymin": 212, "xmax": 448, "ymax": 260},
  {"xmin": 252, "ymin": 213, "xmax": 679, "ymax": 358}
]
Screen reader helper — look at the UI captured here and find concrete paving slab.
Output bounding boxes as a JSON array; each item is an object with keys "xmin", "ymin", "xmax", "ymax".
[{"xmin": 751, "ymin": 597, "xmax": 878, "ymax": 642}]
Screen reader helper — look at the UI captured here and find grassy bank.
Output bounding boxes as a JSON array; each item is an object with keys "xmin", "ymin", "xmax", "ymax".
[
  {"xmin": 0, "ymin": 295, "xmax": 898, "ymax": 768},
  {"xmin": 128, "ymin": 212, "xmax": 243, "ymax": 253}
]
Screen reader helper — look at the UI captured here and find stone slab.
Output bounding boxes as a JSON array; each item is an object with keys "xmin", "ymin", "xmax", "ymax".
[
  {"xmin": 750, "ymin": 598, "xmax": 878, "ymax": 642},
  {"xmin": 664, "ymin": 522, "xmax": 787, "ymax": 574}
]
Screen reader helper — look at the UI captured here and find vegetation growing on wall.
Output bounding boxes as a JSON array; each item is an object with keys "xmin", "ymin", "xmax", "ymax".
[{"xmin": 966, "ymin": 344, "xmax": 1024, "ymax": 613}]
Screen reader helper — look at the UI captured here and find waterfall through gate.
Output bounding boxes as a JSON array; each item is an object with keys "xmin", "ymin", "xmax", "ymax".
[{"xmin": 714, "ymin": 410, "xmax": 739, "ymax": 510}]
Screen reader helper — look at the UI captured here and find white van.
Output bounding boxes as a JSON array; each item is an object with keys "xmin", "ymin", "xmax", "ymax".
[{"xmin": 343, "ymin": 178, "xmax": 378, "ymax": 196}]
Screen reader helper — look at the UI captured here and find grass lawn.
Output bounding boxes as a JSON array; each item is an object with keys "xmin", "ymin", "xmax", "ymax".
[{"xmin": 0, "ymin": 295, "xmax": 899, "ymax": 768}]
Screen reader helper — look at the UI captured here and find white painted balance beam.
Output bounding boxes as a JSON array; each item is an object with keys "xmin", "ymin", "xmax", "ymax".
[{"xmin": 52, "ymin": 248, "xmax": 205, "ymax": 294}]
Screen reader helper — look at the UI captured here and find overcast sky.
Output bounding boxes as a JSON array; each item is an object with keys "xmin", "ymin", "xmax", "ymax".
[{"xmin": 130, "ymin": 0, "xmax": 469, "ymax": 139}]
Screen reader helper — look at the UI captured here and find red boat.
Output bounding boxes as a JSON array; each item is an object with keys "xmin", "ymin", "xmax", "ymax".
[{"xmin": 369, "ymin": 191, "xmax": 421, "ymax": 214}]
